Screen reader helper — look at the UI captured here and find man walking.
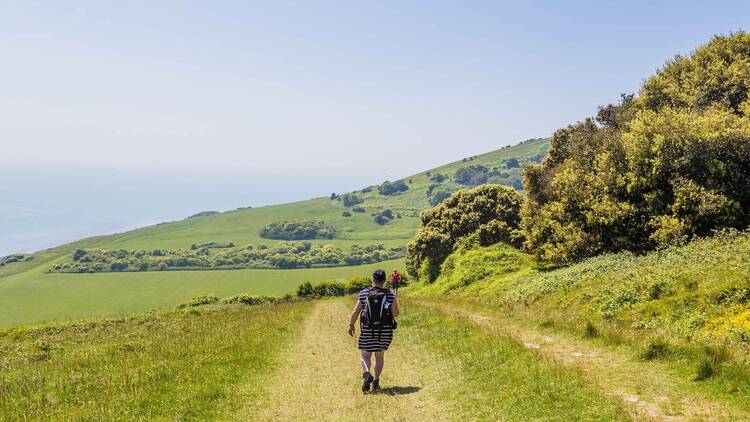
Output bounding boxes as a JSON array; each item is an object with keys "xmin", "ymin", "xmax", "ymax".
[
  {"xmin": 389, "ymin": 269, "xmax": 401, "ymax": 294},
  {"xmin": 348, "ymin": 269, "xmax": 399, "ymax": 393}
]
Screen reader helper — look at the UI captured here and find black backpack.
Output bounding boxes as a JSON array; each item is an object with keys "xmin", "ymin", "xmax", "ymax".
[{"xmin": 360, "ymin": 288, "xmax": 397, "ymax": 334}]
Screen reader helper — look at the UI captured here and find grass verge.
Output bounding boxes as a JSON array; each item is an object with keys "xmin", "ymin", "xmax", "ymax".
[{"xmin": 0, "ymin": 301, "xmax": 312, "ymax": 421}]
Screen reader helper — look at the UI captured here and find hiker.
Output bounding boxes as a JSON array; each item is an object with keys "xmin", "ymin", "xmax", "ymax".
[
  {"xmin": 348, "ymin": 269, "xmax": 399, "ymax": 393},
  {"xmin": 389, "ymin": 269, "xmax": 401, "ymax": 294}
]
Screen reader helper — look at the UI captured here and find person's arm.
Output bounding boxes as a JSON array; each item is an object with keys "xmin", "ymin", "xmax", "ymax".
[
  {"xmin": 390, "ymin": 295, "xmax": 399, "ymax": 318},
  {"xmin": 348, "ymin": 300, "xmax": 364, "ymax": 336}
]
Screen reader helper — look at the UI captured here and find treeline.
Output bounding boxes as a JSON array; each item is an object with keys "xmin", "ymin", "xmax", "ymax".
[
  {"xmin": 176, "ymin": 275, "xmax": 409, "ymax": 310},
  {"xmin": 296, "ymin": 275, "xmax": 408, "ymax": 298},
  {"xmin": 50, "ymin": 242, "xmax": 405, "ymax": 273},
  {"xmin": 407, "ymin": 32, "xmax": 750, "ymax": 280},
  {"xmin": 260, "ymin": 220, "xmax": 336, "ymax": 240}
]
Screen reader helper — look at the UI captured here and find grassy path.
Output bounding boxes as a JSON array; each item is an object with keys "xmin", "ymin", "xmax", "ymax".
[
  {"xmin": 230, "ymin": 298, "xmax": 447, "ymax": 421},
  {"xmin": 233, "ymin": 297, "xmax": 628, "ymax": 421},
  {"xmin": 414, "ymin": 298, "xmax": 750, "ymax": 420}
]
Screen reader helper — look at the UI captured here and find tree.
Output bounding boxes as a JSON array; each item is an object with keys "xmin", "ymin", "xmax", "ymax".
[
  {"xmin": 522, "ymin": 32, "xmax": 750, "ymax": 263},
  {"xmin": 406, "ymin": 184, "xmax": 524, "ymax": 281},
  {"xmin": 454, "ymin": 165, "xmax": 490, "ymax": 187},
  {"xmin": 341, "ymin": 193, "xmax": 363, "ymax": 207},
  {"xmin": 378, "ymin": 180, "xmax": 409, "ymax": 196}
]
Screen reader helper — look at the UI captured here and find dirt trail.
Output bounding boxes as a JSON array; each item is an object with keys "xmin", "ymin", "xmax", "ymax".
[
  {"xmin": 415, "ymin": 298, "xmax": 748, "ymax": 421},
  {"xmin": 230, "ymin": 298, "xmax": 451, "ymax": 421}
]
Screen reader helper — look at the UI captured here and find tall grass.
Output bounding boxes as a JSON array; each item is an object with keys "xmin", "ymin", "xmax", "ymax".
[
  {"xmin": 402, "ymin": 303, "xmax": 628, "ymax": 420},
  {"xmin": 0, "ymin": 301, "xmax": 312, "ymax": 420},
  {"xmin": 412, "ymin": 230, "xmax": 750, "ymax": 397}
]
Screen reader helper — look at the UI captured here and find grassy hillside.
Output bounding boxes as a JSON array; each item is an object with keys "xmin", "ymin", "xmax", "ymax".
[
  {"xmin": 0, "ymin": 137, "xmax": 548, "ymax": 328},
  {"xmin": 2, "ymin": 297, "xmax": 634, "ymax": 421},
  {"xmin": 0, "ymin": 301, "xmax": 314, "ymax": 420},
  {"xmin": 411, "ymin": 230, "xmax": 750, "ymax": 399}
]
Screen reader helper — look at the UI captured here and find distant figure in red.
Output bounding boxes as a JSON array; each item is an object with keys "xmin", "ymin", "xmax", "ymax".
[{"xmin": 389, "ymin": 269, "xmax": 401, "ymax": 294}]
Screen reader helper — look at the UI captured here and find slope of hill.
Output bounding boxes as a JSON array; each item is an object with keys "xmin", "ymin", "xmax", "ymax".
[
  {"xmin": 0, "ymin": 137, "xmax": 549, "ymax": 328},
  {"xmin": 2, "ymin": 297, "xmax": 634, "ymax": 420},
  {"xmin": 5, "ymin": 292, "xmax": 750, "ymax": 420},
  {"xmin": 410, "ymin": 229, "xmax": 750, "ymax": 407}
]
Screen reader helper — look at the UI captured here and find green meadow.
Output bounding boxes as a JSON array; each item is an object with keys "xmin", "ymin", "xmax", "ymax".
[
  {"xmin": 0, "ymin": 257, "xmax": 403, "ymax": 328},
  {"xmin": 0, "ymin": 137, "xmax": 548, "ymax": 328}
]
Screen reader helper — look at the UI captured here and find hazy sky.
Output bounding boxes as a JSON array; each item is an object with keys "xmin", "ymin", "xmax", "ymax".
[
  {"xmin": 3, "ymin": 1, "xmax": 748, "ymax": 175},
  {"xmin": 1, "ymin": 1, "xmax": 748, "ymax": 255}
]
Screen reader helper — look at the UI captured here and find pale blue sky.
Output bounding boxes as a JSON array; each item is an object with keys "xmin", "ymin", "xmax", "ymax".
[
  {"xmin": 3, "ymin": 1, "xmax": 748, "ymax": 174},
  {"xmin": 1, "ymin": 1, "xmax": 748, "ymax": 254}
]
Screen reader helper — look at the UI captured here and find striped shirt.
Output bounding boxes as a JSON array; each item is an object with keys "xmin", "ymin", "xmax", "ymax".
[{"xmin": 357, "ymin": 287, "xmax": 396, "ymax": 352}]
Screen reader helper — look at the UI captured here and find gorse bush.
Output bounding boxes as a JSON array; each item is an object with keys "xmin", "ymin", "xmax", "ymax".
[
  {"xmin": 406, "ymin": 184, "xmax": 524, "ymax": 281},
  {"xmin": 259, "ymin": 220, "xmax": 336, "ymax": 240},
  {"xmin": 523, "ymin": 32, "xmax": 750, "ymax": 263}
]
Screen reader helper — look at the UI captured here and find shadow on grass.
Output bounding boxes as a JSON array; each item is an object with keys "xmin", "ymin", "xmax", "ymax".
[{"xmin": 379, "ymin": 386, "xmax": 421, "ymax": 395}]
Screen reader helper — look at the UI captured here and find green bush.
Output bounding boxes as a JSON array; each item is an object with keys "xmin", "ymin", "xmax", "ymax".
[
  {"xmin": 372, "ymin": 209, "xmax": 395, "ymax": 225},
  {"xmin": 639, "ymin": 339, "xmax": 671, "ymax": 361},
  {"xmin": 260, "ymin": 220, "xmax": 336, "ymax": 240},
  {"xmin": 505, "ymin": 158, "xmax": 520, "ymax": 168},
  {"xmin": 190, "ymin": 241, "xmax": 234, "ymax": 250},
  {"xmin": 378, "ymin": 180, "xmax": 409, "ymax": 196},
  {"xmin": 187, "ymin": 211, "xmax": 219, "ymax": 219},
  {"xmin": 0, "ymin": 254, "xmax": 32, "ymax": 267},
  {"xmin": 177, "ymin": 295, "xmax": 219, "ymax": 309},
  {"xmin": 455, "ymin": 165, "xmax": 491, "ymax": 187},
  {"xmin": 342, "ymin": 211, "xmax": 352, "ymax": 217},
  {"xmin": 522, "ymin": 32, "xmax": 750, "ymax": 264},
  {"xmin": 583, "ymin": 321, "xmax": 599, "ymax": 338},
  {"xmin": 430, "ymin": 173, "xmax": 447, "ymax": 183},
  {"xmin": 427, "ymin": 180, "xmax": 462, "ymax": 206},
  {"xmin": 406, "ymin": 184, "xmax": 524, "ymax": 278},
  {"xmin": 296, "ymin": 281, "xmax": 347, "ymax": 298},
  {"xmin": 220, "ymin": 294, "xmax": 277, "ymax": 305},
  {"xmin": 341, "ymin": 193, "xmax": 363, "ymax": 207},
  {"xmin": 345, "ymin": 276, "xmax": 371, "ymax": 294}
]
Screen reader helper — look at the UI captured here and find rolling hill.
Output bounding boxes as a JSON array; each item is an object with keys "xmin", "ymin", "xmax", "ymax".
[{"xmin": 0, "ymin": 137, "xmax": 549, "ymax": 327}]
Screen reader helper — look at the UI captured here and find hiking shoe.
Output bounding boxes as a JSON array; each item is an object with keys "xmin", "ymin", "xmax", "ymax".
[
  {"xmin": 362, "ymin": 372, "xmax": 374, "ymax": 393},
  {"xmin": 372, "ymin": 379, "xmax": 381, "ymax": 393}
]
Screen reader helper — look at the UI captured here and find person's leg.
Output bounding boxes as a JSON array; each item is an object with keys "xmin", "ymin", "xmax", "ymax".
[
  {"xmin": 360, "ymin": 350, "xmax": 372, "ymax": 373},
  {"xmin": 360, "ymin": 350, "xmax": 374, "ymax": 393},
  {"xmin": 372, "ymin": 351, "xmax": 385, "ymax": 392},
  {"xmin": 373, "ymin": 351, "xmax": 385, "ymax": 379}
]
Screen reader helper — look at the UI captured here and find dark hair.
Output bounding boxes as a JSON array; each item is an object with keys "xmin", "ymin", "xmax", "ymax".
[{"xmin": 372, "ymin": 269, "xmax": 386, "ymax": 282}]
